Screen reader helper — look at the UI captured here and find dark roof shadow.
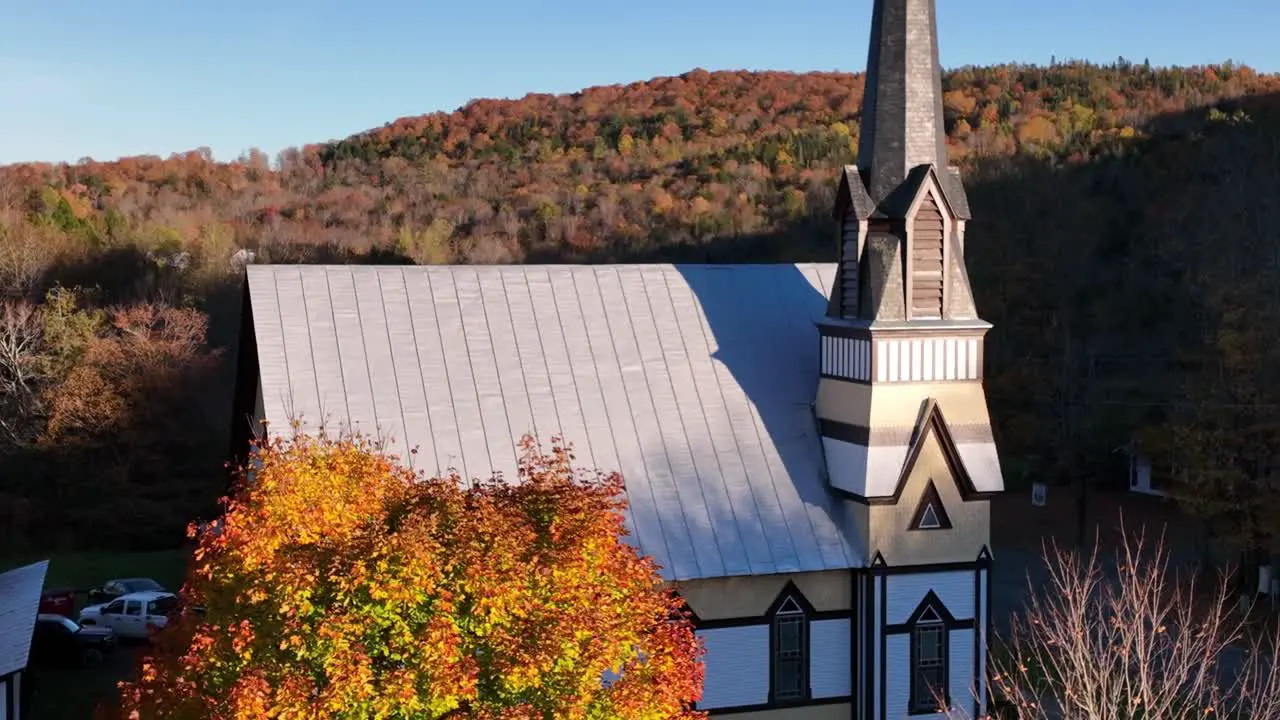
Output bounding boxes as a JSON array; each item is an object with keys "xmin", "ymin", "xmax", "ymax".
[{"xmin": 674, "ymin": 261, "xmax": 863, "ymax": 569}]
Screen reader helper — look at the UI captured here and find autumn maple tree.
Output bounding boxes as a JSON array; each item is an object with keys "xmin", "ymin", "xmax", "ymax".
[{"xmin": 117, "ymin": 433, "xmax": 705, "ymax": 720}]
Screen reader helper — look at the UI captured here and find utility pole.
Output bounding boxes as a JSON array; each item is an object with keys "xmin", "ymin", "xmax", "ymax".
[{"xmin": 1074, "ymin": 348, "xmax": 1097, "ymax": 550}]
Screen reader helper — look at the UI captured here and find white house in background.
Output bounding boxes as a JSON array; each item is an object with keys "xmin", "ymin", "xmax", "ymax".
[
  {"xmin": 1117, "ymin": 441, "xmax": 1170, "ymax": 497},
  {"xmin": 229, "ymin": 0, "xmax": 1003, "ymax": 717},
  {"xmin": 0, "ymin": 560, "xmax": 48, "ymax": 720}
]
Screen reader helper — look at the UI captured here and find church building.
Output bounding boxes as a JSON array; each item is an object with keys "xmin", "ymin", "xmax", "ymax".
[{"xmin": 230, "ymin": 0, "xmax": 1002, "ymax": 717}]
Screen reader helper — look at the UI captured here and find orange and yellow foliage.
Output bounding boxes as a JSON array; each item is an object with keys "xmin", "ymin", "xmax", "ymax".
[{"xmin": 117, "ymin": 434, "xmax": 705, "ymax": 720}]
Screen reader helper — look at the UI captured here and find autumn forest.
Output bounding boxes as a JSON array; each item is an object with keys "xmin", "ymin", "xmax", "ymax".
[{"xmin": 3, "ymin": 60, "xmax": 1280, "ymax": 555}]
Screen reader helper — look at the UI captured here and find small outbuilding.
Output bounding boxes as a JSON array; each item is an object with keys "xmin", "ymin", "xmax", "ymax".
[{"xmin": 0, "ymin": 560, "xmax": 49, "ymax": 720}]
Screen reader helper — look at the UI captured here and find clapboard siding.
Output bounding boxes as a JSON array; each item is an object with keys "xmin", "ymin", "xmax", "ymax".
[
  {"xmin": 977, "ymin": 567, "xmax": 989, "ymax": 717},
  {"xmin": 1, "ymin": 670, "xmax": 18, "ymax": 720},
  {"xmin": 886, "ymin": 571, "xmax": 974, "ymax": 625},
  {"xmin": 698, "ymin": 625, "xmax": 770, "ymax": 709},
  {"xmin": 811, "ymin": 618, "xmax": 852, "ymax": 698},
  {"xmin": 949, "ymin": 628, "xmax": 977, "ymax": 713},
  {"xmin": 874, "ymin": 337, "xmax": 980, "ymax": 383},
  {"xmin": 873, "ymin": 575, "xmax": 884, "ymax": 720},
  {"xmin": 821, "ymin": 335, "xmax": 873, "ymax": 381},
  {"xmin": 883, "ymin": 629, "xmax": 975, "ymax": 719},
  {"xmin": 884, "ymin": 634, "xmax": 909, "ymax": 718}
]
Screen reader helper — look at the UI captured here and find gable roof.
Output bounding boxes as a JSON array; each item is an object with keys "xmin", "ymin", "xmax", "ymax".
[
  {"xmin": 244, "ymin": 263, "xmax": 866, "ymax": 582},
  {"xmin": 892, "ymin": 398, "xmax": 1001, "ymax": 502},
  {"xmin": 0, "ymin": 560, "xmax": 48, "ymax": 677},
  {"xmin": 834, "ymin": 165, "xmax": 877, "ymax": 220}
]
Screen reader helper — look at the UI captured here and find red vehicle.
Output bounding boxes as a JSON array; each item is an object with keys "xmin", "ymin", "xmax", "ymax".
[{"xmin": 38, "ymin": 587, "xmax": 78, "ymax": 618}]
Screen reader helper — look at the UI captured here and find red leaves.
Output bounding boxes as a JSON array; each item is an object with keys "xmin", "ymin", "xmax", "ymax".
[{"xmin": 119, "ymin": 434, "xmax": 705, "ymax": 719}]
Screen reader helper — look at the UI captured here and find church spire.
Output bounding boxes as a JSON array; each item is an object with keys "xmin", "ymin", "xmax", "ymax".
[
  {"xmin": 828, "ymin": 0, "xmax": 975, "ymax": 324},
  {"xmin": 857, "ymin": 0, "xmax": 950, "ymax": 205}
]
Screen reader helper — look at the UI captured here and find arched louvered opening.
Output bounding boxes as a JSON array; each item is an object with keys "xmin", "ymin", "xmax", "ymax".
[{"xmin": 911, "ymin": 193, "xmax": 945, "ymax": 319}]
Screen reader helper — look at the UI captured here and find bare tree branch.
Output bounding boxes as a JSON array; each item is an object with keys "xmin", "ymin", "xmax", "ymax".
[
  {"xmin": 0, "ymin": 300, "xmax": 47, "ymax": 445},
  {"xmin": 981, "ymin": 528, "xmax": 1280, "ymax": 720}
]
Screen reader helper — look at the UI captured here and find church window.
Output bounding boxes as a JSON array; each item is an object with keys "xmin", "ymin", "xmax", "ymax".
[
  {"xmin": 771, "ymin": 593, "xmax": 808, "ymax": 703},
  {"xmin": 910, "ymin": 604, "xmax": 949, "ymax": 713}
]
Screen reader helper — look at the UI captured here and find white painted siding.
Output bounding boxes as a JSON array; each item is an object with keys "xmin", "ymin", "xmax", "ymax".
[
  {"xmin": 977, "ymin": 568, "xmax": 989, "ymax": 716},
  {"xmin": 821, "ymin": 335, "xmax": 872, "ymax": 381},
  {"xmin": 886, "ymin": 571, "xmax": 974, "ymax": 624},
  {"xmin": 698, "ymin": 625, "xmax": 769, "ymax": 709},
  {"xmin": 883, "ymin": 629, "xmax": 976, "ymax": 719},
  {"xmin": 873, "ymin": 337, "xmax": 981, "ymax": 383},
  {"xmin": 884, "ymin": 634, "xmax": 909, "ymax": 717},
  {"xmin": 857, "ymin": 580, "xmax": 867, "ymax": 719},
  {"xmin": 810, "ymin": 618, "xmax": 851, "ymax": 698},
  {"xmin": 873, "ymin": 576, "xmax": 884, "ymax": 720},
  {"xmin": 950, "ymin": 628, "xmax": 977, "ymax": 712}
]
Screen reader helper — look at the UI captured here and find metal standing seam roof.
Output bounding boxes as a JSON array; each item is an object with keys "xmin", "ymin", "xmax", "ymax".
[
  {"xmin": 0, "ymin": 560, "xmax": 48, "ymax": 677},
  {"xmin": 246, "ymin": 263, "xmax": 867, "ymax": 582}
]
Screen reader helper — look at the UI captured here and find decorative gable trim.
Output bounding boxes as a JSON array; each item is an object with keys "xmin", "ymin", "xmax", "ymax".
[
  {"xmin": 691, "ymin": 581, "xmax": 852, "ymax": 631},
  {"xmin": 766, "ymin": 581, "xmax": 817, "ymax": 617},
  {"xmin": 834, "ymin": 165, "xmax": 876, "ymax": 221},
  {"xmin": 903, "ymin": 172, "xmax": 953, "ymax": 322},
  {"xmin": 830, "ymin": 398, "xmax": 999, "ymax": 507},
  {"xmin": 908, "ymin": 482, "xmax": 952, "ymax": 531},
  {"xmin": 891, "ymin": 398, "xmax": 990, "ymax": 503},
  {"xmin": 884, "ymin": 589, "xmax": 974, "ymax": 634},
  {"xmin": 903, "ymin": 166, "xmax": 958, "ymax": 224}
]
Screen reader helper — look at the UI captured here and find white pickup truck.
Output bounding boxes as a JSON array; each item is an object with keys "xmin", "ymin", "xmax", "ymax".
[{"xmin": 78, "ymin": 590, "xmax": 179, "ymax": 640}]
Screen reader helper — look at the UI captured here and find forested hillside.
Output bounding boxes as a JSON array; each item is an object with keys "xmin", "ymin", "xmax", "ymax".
[{"xmin": 3, "ymin": 60, "xmax": 1279, "ymax": 553}]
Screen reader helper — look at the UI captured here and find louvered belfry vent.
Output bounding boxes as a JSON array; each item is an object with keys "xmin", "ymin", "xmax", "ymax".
[
  {"xmin": 840, "ymin": 211, "xmax": 860, "ymax": 318},
  {"xmin": 911, "ymin": 193, "xmax": 945, "ymax": 319}
]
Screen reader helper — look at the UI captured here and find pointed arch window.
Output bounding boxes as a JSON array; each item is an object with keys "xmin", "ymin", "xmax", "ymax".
[
  {"xmin": 770, "ymin": 588, "xmax": 810, "ymax": 703},
  {"xmin": 908, "ymin": 593, "xmax": 952, "ymax": 714}
]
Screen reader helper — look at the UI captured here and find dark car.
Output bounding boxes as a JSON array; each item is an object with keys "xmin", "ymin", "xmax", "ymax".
[
  {"xmin": 38, "ymin": 587, "xmax": 78, "ymax": 618},
  {"xmin": 87, "ymin": 577, "xmax": 166, "ymax": 606},
  {"xmin": 30, "ymin": 613, "xmax": 117, "ymax": 666}
]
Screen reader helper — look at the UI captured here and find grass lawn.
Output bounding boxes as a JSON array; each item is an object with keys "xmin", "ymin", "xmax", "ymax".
[
  {"xmin": 2, "ymin": 548, "xmax": 190, "ymax": 592},
  {"xmin": 3, "ymin": 548, "xmax": 190, "ymax": 720}
]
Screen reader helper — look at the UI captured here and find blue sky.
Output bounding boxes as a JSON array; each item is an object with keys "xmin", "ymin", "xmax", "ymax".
[{"xmin": 1, "ymin": 0, "xmax": 1275, "ymax": 165}]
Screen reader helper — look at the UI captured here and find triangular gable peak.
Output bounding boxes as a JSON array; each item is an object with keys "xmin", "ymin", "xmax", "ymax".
[
  {"xmin": 902, "ymin": 164, "xmax": 958, "ymax": 224},
  {"xmin": 766, "ymin": 581, "xmax": 818, "ymax": 617},
  {"xmin": 903, "ymin": 589, "xmax": 958, "ymax": 627},
  {"xmin": 833, "ymin": 165, "xmax": 877, "ymax": 221},
  {"xmin": 867, "ymin": 162, "xmax": 971, "ymax": 222},
  {"xmin": 890, "ymin": 398, "xmax": 989, "ymax": 502}
]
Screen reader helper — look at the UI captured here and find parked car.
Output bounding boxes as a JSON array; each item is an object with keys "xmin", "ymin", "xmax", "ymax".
[
  {"xmin": 30, "ymin": 613, "xmax": 117, "ymax": 666},
  {"xmin": 38, "ymin": 587, "xmax": 78, "ymax": 618},
  {"xmin": 78, "ymin": 591, "xmax": 178, "ymax": 640},
  {"xmin": 86, "ymin": 577, "xmax": 166, "ymax": 605}
]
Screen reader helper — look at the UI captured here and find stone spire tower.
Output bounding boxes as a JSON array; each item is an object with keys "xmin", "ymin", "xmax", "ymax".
[{"xmin": 814, "ymin": 0, "xmax": 1003, "ymax": 567}]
